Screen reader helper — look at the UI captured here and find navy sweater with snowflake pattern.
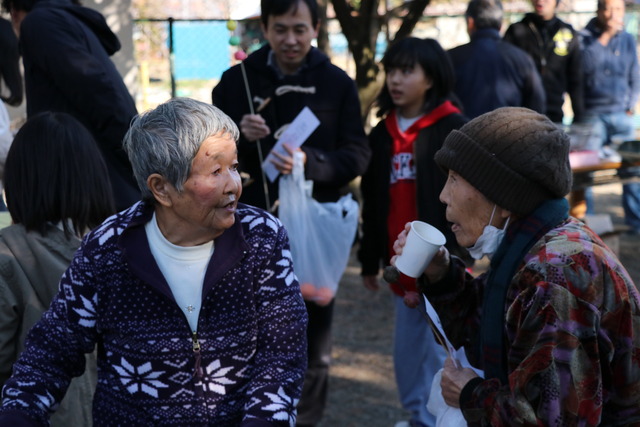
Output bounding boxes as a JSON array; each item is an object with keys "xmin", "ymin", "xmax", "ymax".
[{"xmin": 0, "ymin": 201, "xmax": 308, "ymax": 426}]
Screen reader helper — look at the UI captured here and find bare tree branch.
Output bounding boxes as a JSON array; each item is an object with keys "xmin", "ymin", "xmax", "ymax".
[
  {"xmin": 331, "ymin": 0, "xmax": 356, "ymax": 41},
  {"xmin": 317, "ymin": 0, "xmax": 332, "ymax": 55},
  {"xmin": 394, "ymin": 0, "xmax": 431, "ymax": 42},
  {"xmin": 329, "ymin": 0, "xmax": 431, "ymax": 118}
]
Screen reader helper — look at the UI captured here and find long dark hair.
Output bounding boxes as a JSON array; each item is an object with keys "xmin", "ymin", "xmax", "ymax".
[
  {"xmin": 376, "ymin": 37, "xmax": 458, "ymax": 118},
  {"xmin": 4, "ymin": 111, "xmax": 115, "ymax": 237}
]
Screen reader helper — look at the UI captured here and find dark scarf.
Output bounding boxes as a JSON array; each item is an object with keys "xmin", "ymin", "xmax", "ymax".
[{"xmin": 481, "ymin": 198, "xmax": 569, "ymax": 383}]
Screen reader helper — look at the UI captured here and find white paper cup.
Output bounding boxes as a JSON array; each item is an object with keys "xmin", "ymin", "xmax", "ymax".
[{"xmin": 395, "ymin": 221, "xmax": 446, "ymax": 278}]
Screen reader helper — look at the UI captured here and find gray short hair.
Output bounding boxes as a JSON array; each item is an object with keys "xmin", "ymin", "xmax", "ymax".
[
  {"xmin": 466, "ymin": 0, "xmax": 503, "ymax": 30},
  {"xmin": 123, "ymin": 97, "xmax": 240, "ymax": 202}
]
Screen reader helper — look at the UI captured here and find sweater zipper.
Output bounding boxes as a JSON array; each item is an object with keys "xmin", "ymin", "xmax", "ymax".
[{"xmin": 192, "ymin": 331, "xmax": 204, "ymax": 379}]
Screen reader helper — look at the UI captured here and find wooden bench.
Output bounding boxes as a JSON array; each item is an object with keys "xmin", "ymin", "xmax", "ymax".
[{"xmin": 569, "ymin": 159, "xmax": 640, "ymax": 218}]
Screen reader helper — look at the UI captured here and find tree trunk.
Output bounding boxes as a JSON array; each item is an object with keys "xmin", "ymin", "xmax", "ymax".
[
  {"xmin": 316, "ymin": 0, "xmax": 332, "ymax": 56},
  {"xmin": 330, "ymin": 0, "xmax": 432, "ymax": 120}
]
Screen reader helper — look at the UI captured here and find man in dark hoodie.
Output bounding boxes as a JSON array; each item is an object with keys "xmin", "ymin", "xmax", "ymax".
[
  {"xmin": 3, "ymin": 0, "xmax": 140, "ymax": 211},
  {"xmin": 212, "ymin": 1, "xmax": 370, "ymax": 426},
  {"xmin": 504, "ymin": 0, "xmax": 584, "ymax": 124}
]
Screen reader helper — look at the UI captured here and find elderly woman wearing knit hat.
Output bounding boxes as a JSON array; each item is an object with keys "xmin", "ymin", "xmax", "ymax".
[{"xmin": 392, "ymin": 107, "xmax": 640, "ymax": 425}]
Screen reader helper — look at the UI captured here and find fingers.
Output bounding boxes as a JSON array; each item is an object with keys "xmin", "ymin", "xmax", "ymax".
[
  {"xmin": 433, "ymin": 247, "xmax": 449, "ymax": 266},
  {"xmin": 441, "ymin": 359, "xmax": 481, "ymax": 408},
  {"xmin": 441, "ymin": 359, "xmax": 462, "ymax": 408},
  {"xmin": 281, "ymin": 143, "xmax": 294, "ymax": 155},
  {"xmin": 390, "ymin": 224, "xmax": 411, "ymax": 268},
  {"xmin": 282, "ymin": 144, "xmax": 306, "ymax": 162},
  {"xmin": 441, "ymin": 382, "xmax": 461, "ymax": 408},
  {"xmin": 389, "ymin": 255, "xmax": 398, "ymax": 268},
  {"xmin": 240, "ymin": 114, "xmax": 270, "ymax": 142},
  {"xmin": 270, "ymin": 145, "xmax": 306, "ymax": 175},
  {"xmin": 444, "ymin": 356, "xmax": 456, "ymax": 369},
  {"xmin": 424, "ymin": 246, "xmax": 451, "ymax": 283},
  {"xmin": 270, "ymin": 149, "xmax": 294, "ymax": 175},
  {"xmin": 392, "ymin": 224, "xmax": 411, "ymax": 257}
]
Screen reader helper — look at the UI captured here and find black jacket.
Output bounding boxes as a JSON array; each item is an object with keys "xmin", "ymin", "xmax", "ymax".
[
  {"xmin": 20, "ymin": 0, "xmax": 139, "ymax": 210},
  {"xmin": 212, "ymin": 44, "xmax": 370, "ymax": 209},
  {"xmin": 504, "ymin": 13, "xmax": 584, "ymax": 123},
  {"xmin": 448, "ymin": 28, "xmax": 546, "ymax": 119},
  {"xmin": 358, "ymin": 111, "xmax": 469, "ymax": 277}
]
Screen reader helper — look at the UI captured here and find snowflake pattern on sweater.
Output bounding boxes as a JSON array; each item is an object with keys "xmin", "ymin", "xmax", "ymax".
[{"xmin": 0, "ymin": 202, "xmax": 308, "ymax": 426}]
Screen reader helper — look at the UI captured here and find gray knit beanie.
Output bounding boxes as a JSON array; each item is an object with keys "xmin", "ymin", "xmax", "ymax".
[{"xmin": 434, "ymin": 107, "xmax": 572, "ymax": 216}]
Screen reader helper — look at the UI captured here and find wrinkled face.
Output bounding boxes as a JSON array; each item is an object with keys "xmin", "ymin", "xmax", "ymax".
[
  {"xmin": 262, "ymin": 0, "xmax": 318, "ymax": 75},
  {"xmin": 598, "ymin": 0, "xmax": 625, "ymax": 34},
  {"xmin": 385, "ymin": 64, "xmax": 433, "ymax": 118},
  {"xmin": 165, "ymin": 133, "xmax": 242, "ymax": 243},
  {"xmin": 531, "ymin": 0, "xmax": 556, "ymax": 20},
  {"xmin": 439, "ymin": 170, "xmax": 499, "ymax": 248}
]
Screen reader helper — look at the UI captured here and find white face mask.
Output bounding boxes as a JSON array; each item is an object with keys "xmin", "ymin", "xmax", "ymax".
[{"xmin": 467, "ymin": 205, "xmax": 510, "ymax": 260}]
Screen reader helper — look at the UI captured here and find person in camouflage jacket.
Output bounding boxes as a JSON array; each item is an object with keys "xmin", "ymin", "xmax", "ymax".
[{"xmin": 395, "ymin": 107, "xmax": 640, "ymax": 426}]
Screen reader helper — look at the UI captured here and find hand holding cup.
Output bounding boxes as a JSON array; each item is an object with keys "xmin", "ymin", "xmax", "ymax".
[{"xmin": 391, "ymin": 221, "xmax": 450, "ymax": 283}]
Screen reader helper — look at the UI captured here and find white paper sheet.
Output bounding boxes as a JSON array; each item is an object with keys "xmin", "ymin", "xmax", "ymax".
[
  {"xmin": 422, "ymin": 295, "xmax": 484, "ymax": 374},
  {"xmin": 262, "ymin": 106, "xmax": 320, "ymax": 183},
  {"xmin": 423, "ymin": 294, "xmax": 457, "ymax": 358},
  {"xmin": 423, "ymin": 295, "xmax": 484, "ymax": 424}
]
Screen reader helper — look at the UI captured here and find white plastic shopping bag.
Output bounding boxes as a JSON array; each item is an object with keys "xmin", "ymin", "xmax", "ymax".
[
  {"xmin": 278, "ymin": 152, "xmax": 359, "ymax": 305},
  {"xmin": 423, "ymin": 295, "xmax": 484, "ymax": 426},
  {"xmin": 427, "ymin": 368, "xmax": 468, "ymax": 427}
]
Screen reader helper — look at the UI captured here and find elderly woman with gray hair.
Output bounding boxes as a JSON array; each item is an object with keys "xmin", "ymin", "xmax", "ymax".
[
  {"xmin": 392, "ymin": 107, "xmax": 640, "ymax": 426},
  {"xmin": 0, "ymin": 98, "xmax": 308, "ymax": 426}
]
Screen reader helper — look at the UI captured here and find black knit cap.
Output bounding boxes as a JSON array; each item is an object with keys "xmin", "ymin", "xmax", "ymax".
[{"xmin": 434, "ymin": 107, "xmax": 572, "ymax": 216}]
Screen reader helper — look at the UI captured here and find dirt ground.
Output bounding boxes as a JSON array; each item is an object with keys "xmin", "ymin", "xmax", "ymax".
[{"xmin": 317, "ymin": 183, "xmax": 640, "ymax": 427}]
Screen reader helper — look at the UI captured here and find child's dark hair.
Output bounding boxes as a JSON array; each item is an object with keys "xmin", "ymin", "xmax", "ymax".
[
  {"xmin": 376, "ymin": 37, "xmax": 458, "ymax": 118},
  {"xmin": 4, "ymin": 111, "xmax": 115, "ymax": 237},
  {"xmin": 260, "ymin": 0, "xmax": 318, "ymax": 27}
]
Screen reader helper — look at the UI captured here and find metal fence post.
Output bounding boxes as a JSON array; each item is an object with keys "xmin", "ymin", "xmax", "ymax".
[{"xmin": 168, "ymin": 17, "xmax": 176, "ymax": 98}]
